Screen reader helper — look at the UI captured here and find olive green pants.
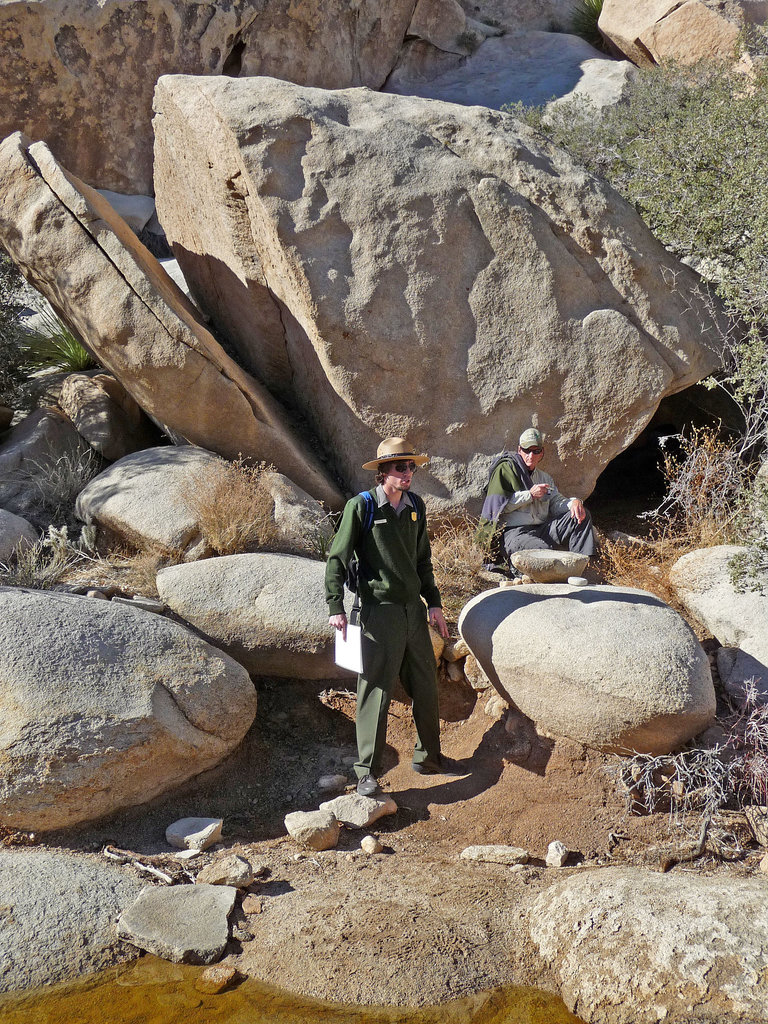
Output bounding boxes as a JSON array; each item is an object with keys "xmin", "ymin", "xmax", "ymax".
[{"xmin": 354, "ymin": 601, "xmax": 441, "ymax": 779}]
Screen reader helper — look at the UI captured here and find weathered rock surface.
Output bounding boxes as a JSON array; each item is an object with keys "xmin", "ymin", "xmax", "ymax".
[
  {"xmin": 0, "ymin": 132, "xmax": 342, "ymax": 509},
  {"xmin": 456, "ymin": 0, "xmax": 575, "ymax": 32},
  {"xmin": 0, "ymin": 406, "xmax": 93, "ymax": 525},
  {"xmin": 59, "ymin": 372, "xmax": 161, "ymax": 460},
  {"xmin": 319, "ymin": 792, "xmax": 399, "ymax": 829},
  {"xmin": 0, "ymin": 587, "xmax": 257, "ymax": 830},
  {"xmin": 460, "ymin": 845, "xmax": 529, "ymax": 865},
  {"xmin": 284, "ymin": 809, "xmax": 341, "ymax": 851},
  {"xmin": 599, "ymin": 0, "xmax": 768, "ymax": 67},
  {"xmin": 0, "ymin": 0, "xmax": 417, "ymax": 193},
  {"xmin": 0, "ymin": 508, "xmax": 38, "ymax": 562},
  {"xmin": 156, "ymin": 552, "xmax": 347, "ymax": 679},
  {"xmin": 458, "ymin": 584, "xmax": 715, "ymax": 752},
  {"xmin": 117, "ymin": 883, "xmax": 237, "ymax": 964},
  {"xmin": 0, "ymin": 848, "xmax": 142, "ymax": 993},
  {"xmin": 386, "ymin": 31, "xmax": 637, "ymax": 113},
  {"xmin": 196, "ymin": 854, "xmax": 255, "ymax": 888},
  {"xmin": 528, "ymin": 867, "xmax": 768, "ymax": 1023},
  {"xmin": 509, "ymin": 549, "xmax": 589, "ymax": 583},
  {"xmin": 669, "ymin": 544, "xmax": 768, "ymax": 698},
  {"xmin": 166, "ymin": 817, "xmax": 223, "ymax": 852},
  {"xmin": 153, "ymin": 76, "xmax": 724, "ymax": 506}
]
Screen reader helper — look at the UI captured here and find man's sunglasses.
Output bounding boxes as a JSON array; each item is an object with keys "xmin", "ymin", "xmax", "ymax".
[
  {"xmin": 521, "ymin": 446, "xmax": 543, "ymax": 455},
  {"xmin": 391, "ymin": 461, "xmax": 418, "ymax": 473}
]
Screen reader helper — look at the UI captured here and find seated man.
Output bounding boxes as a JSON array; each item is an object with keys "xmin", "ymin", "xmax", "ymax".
[{"xmin": 477, "ymin": 427, "xmax": 595, "ymax": 568}]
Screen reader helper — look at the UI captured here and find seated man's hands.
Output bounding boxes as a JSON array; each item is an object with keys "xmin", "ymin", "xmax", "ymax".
[
  {"xmin": 529, "ymin": 483, "xmax": 550, "ymax": 500},
  {"xmin": 568, "ymin": 498, "xmax": 586, "ymax": 523}
]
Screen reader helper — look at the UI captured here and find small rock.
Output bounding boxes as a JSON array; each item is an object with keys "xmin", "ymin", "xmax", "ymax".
[
  {"xmin": 546, "ymin": 840, "xmax": 570, "ymax": 868},
  {"xmin": 360, "ymin": 835, "xmax": 383, "ymax": 855},
  {"xmin": 284, "ymin": 809, "xmax": 341, "ymax": 850},
  {"xmin": 484, "ymin": 694, "xmax": 508, "ymax": 719},
  {"xmin": 231, "ymin": 924, "xmax": 254, "ymax": 942},
  {"xmin": 567, "ymin": 576, "xmax": 588, "ymax": 587},
  {"xmin": 196, "ymin": 854, "xmax": 254, "ymax": 888},
  {"xmin": 460, "ymin": 845, "xmax": 529, "ymax": 866},
  {"xmin": 510, "ymin": 549, "xmax": 588, "ymax": 583},
  {"xmin": 464, "ymin": 654, "xmax": 491, "ymax": 692},
  {"xmin": 174, "ymin": 849, "xmax": 202, "ymax": 861},
  {"xmin": 317, "ymin": 774, "xmax": 348, "ymax": 793},
  {"xmin": 760, "ymin": 853, "xmax": 768, "ymax": 874},
  {"xmin": 86, "ymin": 589, "xmax": 109, "ymax": 600},
  {"xmin": 319, "ymin": 792, "xmax": 398, "ymax": 829},
  {"xmin": 241, "ymin": 895, "xmax": 263, "ymax": 915},
  {"xmin": 443, "ymin": 639, "xmax": 470, "ymax": 662},
  {"xmin": 446, "ymin": 660, "xmax": 466, "ymax": 683},
  {"xmin": 194, "ymin": 965, "xmax": 239, "ymax": 994},
  {"xmin": 166, "ymin": 818, "xmax": 223, "ymax": 852},
  {"xmin": 251, "ymin": 860, "xmax": 270, "ymax": 878}
]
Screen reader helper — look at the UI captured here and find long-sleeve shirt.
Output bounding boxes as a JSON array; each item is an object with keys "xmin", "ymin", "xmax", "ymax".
[{"xmin": 325, "ymin": 487, "xmax": 441, "ymax": 616}]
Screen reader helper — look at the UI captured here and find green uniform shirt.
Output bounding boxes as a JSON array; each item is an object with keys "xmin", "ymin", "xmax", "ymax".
[{"xmin": 325, "ymin": 488, "xmax": 442, "ymax": 616}]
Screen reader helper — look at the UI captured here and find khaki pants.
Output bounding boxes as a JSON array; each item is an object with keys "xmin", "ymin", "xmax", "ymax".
[{"xmin": 354, "ymin": 601, "xmax": 440, "ymax": 779}]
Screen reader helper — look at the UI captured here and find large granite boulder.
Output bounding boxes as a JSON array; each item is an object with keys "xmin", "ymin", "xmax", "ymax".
[
  {"xmin": 669, "ymin": 544, "xmax": 768, "ymax": 699},
  {"xmin": 599, "ymin": 0, "xmax": 768, "ymax": 67},
  {"xmin": 0, "ymin": 849, "xmax": 143, "ymax": 993},
  {"xmin": 0, "ymin": 586, "xmax": 258, "ymax": 831},
  {"xmin": 156, "ymin": 552, "xmax": 346, "ymax": 678},
  {"xmin": 0, "ymin": 508, "xmax": 38, "ymax": 562},
  {"xmin": 0, "ymin": 0, "xmax": 417, "ymax": 194},
  {"xmin": 0, "ymin": 407, "xmax": 93, "ymax": 526},
  {"xmin": 0, "ymin": 132, "xmax": 341, "ymax": 510},
  {"xmin": 153, "ymin": 76, "xmax": 724, "ymax": 508},
  {"xmin": 458, "ymin": 584, "xmax": 715, "ymax": 752},
  {"xmin": 76, "ymin": 446, "xmax": 332, "ymax": 560},
  {"xmin": 59, "ymin": 371, "xmax": 161, "ymax": 461},
  {"xmin": 528, "ymin": 867, "xmax": 768, "ymax": 1024}
]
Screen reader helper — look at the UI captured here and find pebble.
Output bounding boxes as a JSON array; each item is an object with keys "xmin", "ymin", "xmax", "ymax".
[
  {"xmin": 242, "ymin": 895, "xmax": 263, "ymax": 914},
  {"xmin": 360, "ymin": 835, "xmax": 383, "ymax": 854},
  {"xmin": 567, "ymin": 576, "xmax": 588, "ymax": 587},
  {"xmin": 317, "ymin": 774, "xmax": 348, "ymax": 793},
  {"xmin": 760, "ymin": 853, "xmax": 768, "ymax": 874},
  {"xmin": 194, "ymin": 966, "xmax": 239, "ymax": 994},
  {"xmin": 165, "ymin": 817, "xmax": 223, "ymax": 852},
  {"xmin": 460, "ymin": 845, "xmax": 529, "ymax": 866}
]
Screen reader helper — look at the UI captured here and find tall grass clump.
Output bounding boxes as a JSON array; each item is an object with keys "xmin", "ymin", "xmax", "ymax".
[
  {"xmin": 0, "ymin": 526, "xmax": 90, "ymax": 590},
  {"xmin": 24, "ymin": 447, "xmax": 104, "ymax": 530},
  {"xmin": 571, "ymin": 0, "xmax": 604, "ymax": 48},
  {"xmin": 178, "ymin": 457, "xmax": 278, "ymax": 556},
  {"xmin": 430, "ymin": 517, "xmax": 488, "ymax": 624},
  {"xmin": 21, "ymin": 305, "xmax": 96, "ymax": 372},
  {"xmin": 0, "ymin": 249, "xmax": 27, "ymax": 408}
]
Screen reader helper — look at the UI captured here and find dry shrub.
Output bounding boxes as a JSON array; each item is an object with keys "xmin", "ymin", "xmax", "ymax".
[
  {"xmin": 430, "ymin": 517, "xmax": 488, "ymax": 624},
  {"xmin": 595, "ymin": 533, "xmax": 689, "ymax": 611},
  {"xmin": 65, "ymin": 545, "xmax": 182, "ymax": 598},
  {"xmin": 178, "ymin": 457, "xmax": 278, "ymax": 556}
]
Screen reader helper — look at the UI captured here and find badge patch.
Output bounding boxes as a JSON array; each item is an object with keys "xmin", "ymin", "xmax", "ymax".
[
  {"xmin": 411, "ymin": 511, "xmax": 417, "ymax": 521},
  {"xmin": 374, "ymin": 518, "xmax": 387, "ymax": 525}
]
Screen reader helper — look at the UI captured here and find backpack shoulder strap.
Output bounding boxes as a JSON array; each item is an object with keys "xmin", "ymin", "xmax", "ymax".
[{"xmin": 357, "ymin": 490, "xmax": 376, "ymax": 535}]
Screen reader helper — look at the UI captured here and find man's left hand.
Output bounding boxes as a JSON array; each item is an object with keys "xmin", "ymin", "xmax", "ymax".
[
  {"xmin": 568, "ymin": 498, "xmax": 586, "ymax": 523},
  {"xmin": 428, "ymin": 607, "xmax": 449, "ymax": 639}
]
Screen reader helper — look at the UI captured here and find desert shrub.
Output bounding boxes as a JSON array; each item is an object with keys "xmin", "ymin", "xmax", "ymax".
[
  {"xmin": 66, "ymin": 544, "xmax": 183, "ymax": 598},
  {"xmin": 595, "ymin": 533, "xmax": 684, "ymax": 610},
  {"xmin": 0, "ymin": 526, "xmax": 90, "ymax": 590},
  {"xmin": 430, "ymin": 517, "xmax": 488, "ymax": 624},
  {"xmin": 570, "ymin": 0, "xmax": 604, "ymax": 48},
  {"xmin": 21, "ymin": 305, "xmax": 96, "ymax": 372},
  {"xmin": 24, "ymin": 447, "xmax": 103, "ymax": 530},
  {"xmin": 0, "ymin": 249, "xmax": 28, "ymax": 407},
  {"xmin": 177, "ymin": 457, "xmax": 278, "ymax": 556},
  {"xmin": 729, "ymin": 476, "xmax": 768, "ymax": 592}
]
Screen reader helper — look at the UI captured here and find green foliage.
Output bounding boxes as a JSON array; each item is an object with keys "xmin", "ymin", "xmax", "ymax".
[
  {"xmin": 729, "ymin": 477, "xmax": 768, "ymax": 593},
  {"xmin": 0, "ymin": 249, "xmax": 28, "ymax": 408},
  {"xmin": 570, "ymin": 0, "xmax": 604, "ymax": 48},
  {"xmin": 21, "ymin": 305, "xmax": 96, "ymax": 372}
]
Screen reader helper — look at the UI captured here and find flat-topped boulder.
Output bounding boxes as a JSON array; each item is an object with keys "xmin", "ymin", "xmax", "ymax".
[
  {"xmin": 509, "ymin": 548, "xmax": 589, "ymax": 583},
  {"xmin": 156, "ymin": 552, "xmax": 347, "ymax": 678},
  {"xmin": 153, "ymin": 75, "xmax": 724, "ymax": 507},
  {"xmin": 458, "ymin": 583, "xmax": 715, "ymax": 752},
  {"xmin": 0, "ymin": 586, "xmax": 257, "ymax": 831},
  {"xmin": 0, "ymin": 132, "xmax": 342, "ymax": 510}
]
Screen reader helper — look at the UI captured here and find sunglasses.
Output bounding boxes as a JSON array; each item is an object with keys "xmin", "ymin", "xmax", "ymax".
[
  {"xmin": 390, "ymin": 461, "xmax": 418, "ymax": 473},
  {"xmin": 521, "ymin": 446, "xmax": 543, "ymax": 455}
]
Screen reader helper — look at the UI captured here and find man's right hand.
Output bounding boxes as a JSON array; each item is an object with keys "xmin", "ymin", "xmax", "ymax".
[
  {"xmin": 529, "ymin": 483, "xmax": 550, "ymax": 499},
  {"xmin": 329, "ymin": 613, "xmax": 348, "ymax": 641}
]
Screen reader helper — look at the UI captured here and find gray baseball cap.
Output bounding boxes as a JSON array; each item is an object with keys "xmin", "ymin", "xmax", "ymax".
[{"xmin": 519, "ymin": 427, "xmax": 543, "ymax": 449}]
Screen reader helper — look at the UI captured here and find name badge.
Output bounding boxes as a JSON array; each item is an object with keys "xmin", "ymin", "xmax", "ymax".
[
  {"xmin": 411, "ymin": 512, "xmax": 417, "ymax": 521},
  {"xmin": 374, "ymin": 518, "xmax": 387, "ymax": 525}
]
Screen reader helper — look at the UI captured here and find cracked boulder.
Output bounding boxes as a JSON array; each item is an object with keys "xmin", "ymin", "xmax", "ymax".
[
  {"xmin": 0, "ymin": 132, "xmax": 341, "ymax": 511},
  {"xmin": 0, "ymin": 0, "xmax": 417, "ymax": 193},
  {"xmin": 598, "ymin": 0, "xmax": 768, "ymax": 67},
  {"xmin": 0, "ymin": 586, "xmax": 258, "ymax": 831},
  {"xmin": 153, "ymin": 76, "xmax": 725, "ymax": 508}
]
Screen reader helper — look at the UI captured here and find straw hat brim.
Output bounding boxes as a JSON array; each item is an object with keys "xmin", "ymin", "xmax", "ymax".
[{"xmin": 362, "ymin": 452, "xmax": 430, "ymax": 471}]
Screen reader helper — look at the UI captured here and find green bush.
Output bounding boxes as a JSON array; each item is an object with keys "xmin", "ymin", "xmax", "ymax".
[{"xmin": 21, "ymin": 305, "xmax": 96, "ymax": 373}]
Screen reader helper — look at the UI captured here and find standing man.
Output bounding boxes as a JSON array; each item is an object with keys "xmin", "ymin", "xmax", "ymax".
[
  {"xmin": 326, "ymin": 437, "xmax": 466, "ymax": 796},
  {"xmin": 477, "ymin": 427, "xmax": 595, "ymax": 568}
]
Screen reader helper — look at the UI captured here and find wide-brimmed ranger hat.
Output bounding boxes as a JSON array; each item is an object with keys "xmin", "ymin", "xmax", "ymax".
[{"xmin": 362, "ymin": 437, "xmax": 430, "ymax": 471}]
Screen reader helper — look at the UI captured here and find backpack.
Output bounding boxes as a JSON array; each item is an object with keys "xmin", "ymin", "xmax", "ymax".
[{"xmin": 345, "ymin": 490, "xmax": 425, "ymax": 611}]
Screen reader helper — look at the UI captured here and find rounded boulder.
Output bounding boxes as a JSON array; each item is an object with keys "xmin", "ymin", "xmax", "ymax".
[{"xmin": 458, "ymin": 584, "xmax": 715, "ymax": 753}]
